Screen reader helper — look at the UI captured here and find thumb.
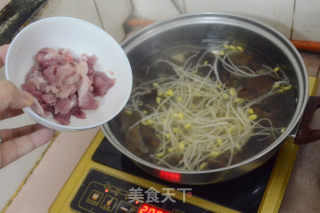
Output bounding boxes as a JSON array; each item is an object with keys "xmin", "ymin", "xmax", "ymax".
[
  {"xmin": 0, "ymin": 80, "xmax": 34, "ymax": 112},
  {"xmin": 0, "ymin": 44, "xmax": 9, "ymax": 67}
]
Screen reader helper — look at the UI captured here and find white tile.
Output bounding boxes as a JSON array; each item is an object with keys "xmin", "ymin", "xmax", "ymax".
[
  {"xmin": 171, "ymin": 0, "xmax": 186, "ymax": 13},
  {"xmin": 185, "ymin": 0, "xmax": 294, "ymax": 38},
  {"xmin": 37, "ymin": 0, "xmax": 102, "ymax": 28},
  {"xmin": 292, "ymin": 0, "xmax": 320, "ymax": 42},
  {"xmin": 133, "ymin": 0, "xmax": 181, "ymax": 21},
  {"xmin": 95, "ymin": 0, "xmax": 132, "ymax": 42}
]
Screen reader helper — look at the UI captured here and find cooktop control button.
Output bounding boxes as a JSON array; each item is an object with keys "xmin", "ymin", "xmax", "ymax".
[
  {"xmin": 86, "ymin": 190, "xmax": 103, "ymax": 206},
  {"xmin": 116, "ymin": 200, "xmax": 133, "ymax": 213},
  {"xmin": 91, "ymin": 192, "xmax": 100, "ymax": 201},
  {"xmin": 100, "ymin": 195, "xmax": 118, "ymax": 211}
]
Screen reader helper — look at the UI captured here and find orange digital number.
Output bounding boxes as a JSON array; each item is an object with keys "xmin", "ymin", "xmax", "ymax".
[
  {"xmin": 148, "ymin": 207, "xmax": 156, "ymax": 213},
  {"xmin": 138, "ymin": 204, "xmax": 149, "ymax": 213},
  {"xmin": 138, "ymin": 203, "xmax": 170, "ymax": 213}
]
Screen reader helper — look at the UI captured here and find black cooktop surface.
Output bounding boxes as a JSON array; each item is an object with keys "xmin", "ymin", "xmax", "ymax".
[{"xmin": 92, "ymin": 137, "xmax": 276, "ymax": 213}]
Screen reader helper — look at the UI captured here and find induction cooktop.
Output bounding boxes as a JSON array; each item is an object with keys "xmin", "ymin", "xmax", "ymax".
[{"xmin": 49, "ymin": 77, "xmax": 318, "ymax": 213}]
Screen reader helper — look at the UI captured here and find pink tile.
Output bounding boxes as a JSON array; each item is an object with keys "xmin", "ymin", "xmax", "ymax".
[
  {"xmin": 280, "ymin": 74, "xmax": 320, "ymax": 213},
  {"xmin": 280, "ymin": 142, "xmax": 320, "ymax": 213},
  {"xmin": 300, "ymin": 52, "xmax": 320, "ymax": 77},
  {"xmin": 5, "ymin": 128, "xmax": 99, "ymax": 213}
]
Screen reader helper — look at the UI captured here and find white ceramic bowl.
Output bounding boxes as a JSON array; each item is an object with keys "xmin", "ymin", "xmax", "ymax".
[{"xmin": 5, "ymin": 17, "xmax": 132, "ymax": 131}]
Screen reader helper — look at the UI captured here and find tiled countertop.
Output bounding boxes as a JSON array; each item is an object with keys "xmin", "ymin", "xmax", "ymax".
[
  {"xmin": 0, "ymin": 1, "xmax": 320, "ymax": 212},
  {"xmin": 280, "ymin": 52, "xmax": 320, "ymax": 213}
]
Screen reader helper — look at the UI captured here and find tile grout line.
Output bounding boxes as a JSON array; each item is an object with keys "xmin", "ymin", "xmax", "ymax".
[
  {"xmin": 171, "ymin": 0, "xmax": 184, "ymax": 14},
  {"xmin": 182, "ymin": 0, "xmax": 186, "ymax": 13},
  {"xmin": 93, "ymin": 0, "xmax": 105, "ymax": 30},
  {"xmin": 289, "ymin": 0, "xmax": 297, "ymax": 40}
]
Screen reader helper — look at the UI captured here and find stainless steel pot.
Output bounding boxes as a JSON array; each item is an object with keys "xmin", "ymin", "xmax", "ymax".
[{"xmin": 101, "ymin": 13, "xmax": 316, "ymax": 184}]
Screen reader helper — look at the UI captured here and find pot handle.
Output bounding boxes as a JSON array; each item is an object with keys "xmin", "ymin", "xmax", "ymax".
[{"xmin": 295, "ymin": 96, "xmax": 320, "ymax": 144}]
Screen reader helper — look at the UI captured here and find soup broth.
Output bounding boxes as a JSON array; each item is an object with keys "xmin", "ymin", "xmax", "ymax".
[{"xmin": 109, "ymin": 43, "xmax": 297, "ymax": 171}]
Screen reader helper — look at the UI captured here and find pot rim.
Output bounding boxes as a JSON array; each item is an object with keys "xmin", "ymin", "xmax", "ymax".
[{"xmin": 102, "ymin": 12, "xmax": 309, "ymax": 174}]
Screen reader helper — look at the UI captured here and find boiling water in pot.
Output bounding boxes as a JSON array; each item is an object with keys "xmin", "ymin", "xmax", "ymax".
[{"xmin": 109, "ymin": 42, "xmax": 297, "ymax": 171}]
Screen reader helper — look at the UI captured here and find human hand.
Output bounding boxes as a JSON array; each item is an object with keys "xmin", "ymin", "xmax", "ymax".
[
  {"xmin": 0, "ymin": 44, "xmax": 9, "ymax": 67},
  {"xmin": 0, "ymin": 44, "xmax": 55, "ymax": 168}
]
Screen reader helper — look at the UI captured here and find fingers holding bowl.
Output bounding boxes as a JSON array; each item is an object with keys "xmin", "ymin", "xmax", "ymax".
[
  {"xmin": 0, "ymin": 126, "xmax": 55, "ymax": 168},
  {"xmin": 0, "ymin": 80, "xmax": 34, "ymax": 112}
]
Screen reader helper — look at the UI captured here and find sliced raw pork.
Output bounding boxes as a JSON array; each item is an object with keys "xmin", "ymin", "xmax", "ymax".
[{"xmin": 22, "ymin": 48, "xmax": 115, "ymax": 125}]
